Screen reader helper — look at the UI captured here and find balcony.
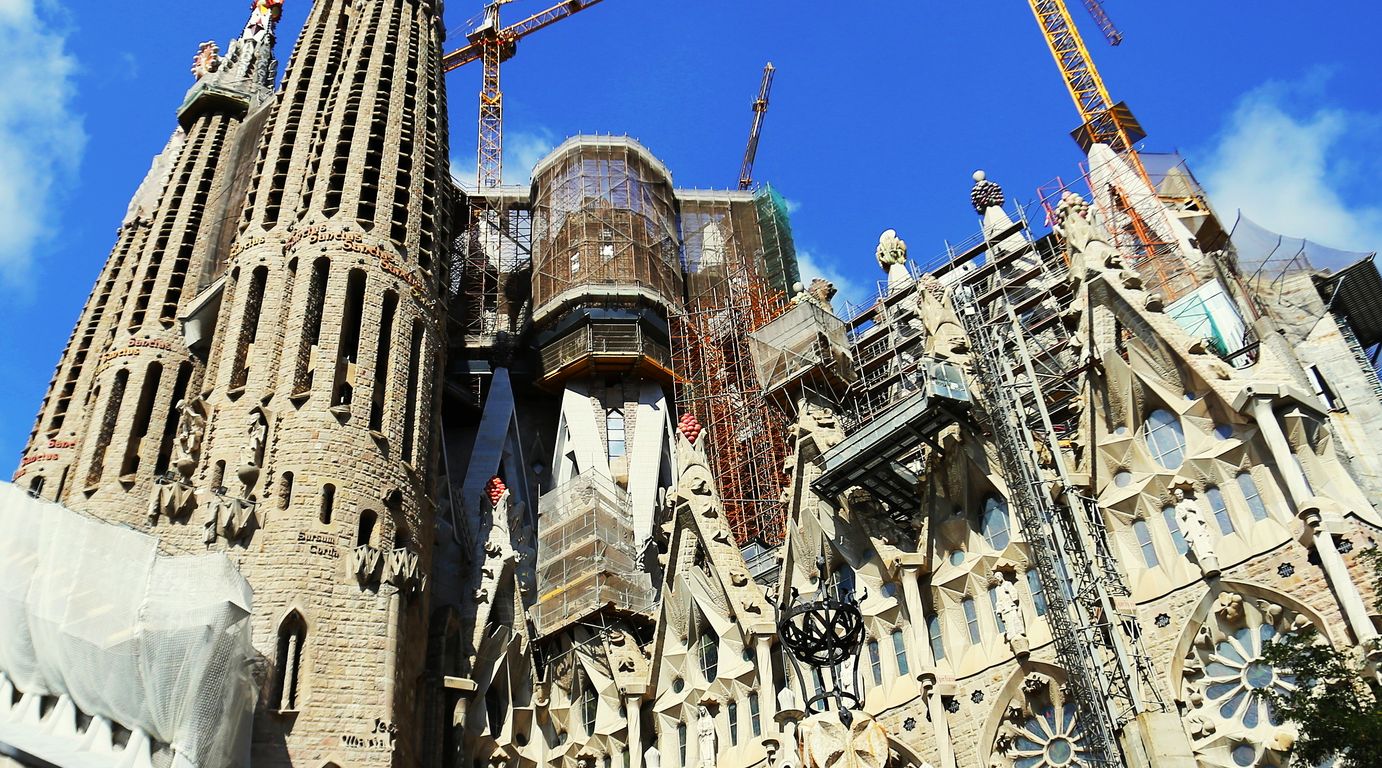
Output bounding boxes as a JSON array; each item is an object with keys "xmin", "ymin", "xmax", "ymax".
[{"xmin": 537, "ymin": 320, "xmax": 674, "ymax": 388}]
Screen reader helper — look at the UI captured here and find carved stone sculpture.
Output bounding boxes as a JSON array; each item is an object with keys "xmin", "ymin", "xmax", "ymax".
[
  {"xmin": 697, "ymin": 705, "xmax": 716, "ymax": 768},
  {"xmin": 800, "ymin": 712, "xmax": 890, "ymax": 768},
  {"xmin": 1174, "ymin": 487, "xmax": 1220, "ymax": 578},
  {"xmin": 174, "ymin": 397, "xmax": 207, "ymax": 477},
  {"xmin": 994, "ymin": 572, "xmax": 1029, "ymax": 657},
  {"xmin": 875, "ymin": 229, "xmax": 907, "ymax": 271}
]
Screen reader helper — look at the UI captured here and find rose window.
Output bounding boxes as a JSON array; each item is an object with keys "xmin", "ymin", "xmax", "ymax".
[
  {"xmin": 1202, "ymin": 624, "xmax": 1297, "ymax": 730},
  {"xmin": 1008, "ymin": 703, "xmax": 1091, "ymax": 768}
]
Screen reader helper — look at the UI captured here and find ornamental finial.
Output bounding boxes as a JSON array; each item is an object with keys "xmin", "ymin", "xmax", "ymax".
[{"xmin": 970, "ymin": 169, "xmax": 1005, "ymax": 214}]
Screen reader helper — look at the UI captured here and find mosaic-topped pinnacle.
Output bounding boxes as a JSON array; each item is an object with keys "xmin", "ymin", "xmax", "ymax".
[{"xmin": 970, "ymin": 169, "xmax": 1005, "ymax": 214}]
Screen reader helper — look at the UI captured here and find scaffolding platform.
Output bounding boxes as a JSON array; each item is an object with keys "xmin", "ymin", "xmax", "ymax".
[
  {"xmin": 811, "ymin": 362, "xmax": 970, "ymax": 514},
  {"xmin": 533, "ymin": 472, "xmax": 654, "ymax": 637}
]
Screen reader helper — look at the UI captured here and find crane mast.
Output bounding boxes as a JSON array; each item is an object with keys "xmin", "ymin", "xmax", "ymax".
[
  {"xmin": 738, "ymin": 62, "xmax": 775, "ymax": 191},
  {"xmin": 444, "ymin": 0, "xmax": 606, "ymax": 188},
  {"xmin": 1027, "ymin": 0, "xmax": 1149, "ymax": 182}
]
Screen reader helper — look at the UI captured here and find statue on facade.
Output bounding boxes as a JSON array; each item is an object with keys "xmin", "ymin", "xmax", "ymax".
[
  {"xmin": 993, "ymin": 570, "xmax": 1029, "ymax": 657},
  {"xmin": 697, "ymin": 705, "xmax": 717, "ymax": 768},
  {"xmin": 1174, "ymin": 487, "xmax": 1220, "ymax": 578},
  {"xmin": 238, "ymin": 408, "xmax": 267, "ymax": 490},
  {"xmin": 174, "ymin": 397, "xmax": 208, "ymax": 477}
]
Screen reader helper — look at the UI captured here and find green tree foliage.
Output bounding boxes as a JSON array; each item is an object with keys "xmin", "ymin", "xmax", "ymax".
[{"xmin": 1260, "ymin": 548, "xmax": 1381, "ymax": 767}]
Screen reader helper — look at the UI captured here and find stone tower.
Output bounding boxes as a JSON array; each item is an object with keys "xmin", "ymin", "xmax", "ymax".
[
  {"xmin": 191, "ymin": 0, "xmax": 452, "ymax": 765},
  {"xmin": 14, "ymin": 1, "xmax": 282, "ymax": 511},
  {"xmin": 14, "ymin": 1, "xmax": 453, "ymax": 766}
]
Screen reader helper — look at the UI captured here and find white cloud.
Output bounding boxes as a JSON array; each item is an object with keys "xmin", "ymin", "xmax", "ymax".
[
  {"xmin": 451, "ymin": 126, "xmax": 558, "ymax": 189},
  {"xmin": 1198, "ymin": 80, "xmax": 1382, "ymax": 257},
  {"xmin": 795, "ymin": 248, "xmax": 872, "ymax": 313},
  {"xmin": 0, "ymin": 0, "xmax": 84, "ymax": 286}
]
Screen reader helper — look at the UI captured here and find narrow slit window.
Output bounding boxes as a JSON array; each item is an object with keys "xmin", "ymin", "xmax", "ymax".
[
  {"xmin": 153, "ymin": 363, "xmax": 192, "ymax": 477},
  {"xmin": 748, "ymin": 692, "xmax": 761, "ymax": 737},
  {"xmin": 867, "ymin": 639, "xmax": 882, "ymax": 686},
  {"xmin": 1134, "ymin": 519, "xmax": 1160, "ymax": 567},
  {"xmin": 1025, "ymin": 570, "xmax": 1048, "ymax": 616},
  {"xmin": 962, "ymin": 597, "xmax": 981, "ymax": 645},
  {"xmin": 988, "ymin": 585, "xmax": 1007, "ymax": 635},
  {"xmin": 273, "ymin": 612, "xmax": 307, "ymax": 711},
  {"xmin": 1237, "ymin": 472, "xmax": 1268, "ymax": 521},
  {"xmin": 278, "ymin": 471, "xmax": 294, "ymax": 510},
  {"xmin": 294, "ymin": 258, "xmax": 330, "ymax": 397},
  {"xmin": 1206, "ymin": 486, "xmax": 1235, "ymax": 535},
  {"xmin": 606, "ymin": 408, "xmax": 625, "ymax": 459},
  {"xmin": 333, "ymin": 269, "xmax": 366, "ymax": 407},
  {"xmin": 727, "ymin": 700, "xmax": 738, "ymax": 745},
  {"xmin": 357, "ymin": 509, "xmax": 377, "ymax": 548},
  {"xmin": 400, "ymin": 320, "xmax": 424, "ymax": 463},
  {"xmin": 120, "ymin": 361, "xmax": 163, "ymax": 478},
  {"xmin": 927, "ymin": 613, "xmax": 946, "ymax": 661},
  {"xmin": 231, "ymin": 266, "xmax": 268, "ymax": 390},
  {"xmin": 891, "ymin": 628, "xmax": 910, "ymax": 675},
  {"xmin": 320, "ymin": 483, "xmax": 335, "ymax": 524},
  {"xmin": 87, "ymin": 369, "xmax": 129, "ymax": 487},
  {"xmin": 369, "ymin": 291, "xmax": 398, "ymax": 432}
]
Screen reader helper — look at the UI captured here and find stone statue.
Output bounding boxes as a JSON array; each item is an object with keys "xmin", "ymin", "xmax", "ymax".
[
  {"xmin": 1174, "ymin": 488, "xmax": 1220, "ymax": 578},
  {"xmin": 238, "ymin": 409, "xmax": 267, "ymax": 490},
  {"xmin": 994, "ymin": 572, "xmax": 1029, "ymax": 657},
  {"xmin": 875, "ymin": 229, "xmax": 907, "ymax": 272},
  {"xmin": 174, "ymin": 397, "xmax": 207, "ymax": 476},
  {"xmin": 697, "ymin": 705, "xmax": 717, "ymax": 768},
  {"xmin": 191, "ymin": 41, "xmax": 221, "ymax": 79}
]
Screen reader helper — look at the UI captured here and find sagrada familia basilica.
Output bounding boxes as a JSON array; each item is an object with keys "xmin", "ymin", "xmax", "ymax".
[{"xmin": 2, "ymin": 2, "xmax": 1380, "ymax": 768}]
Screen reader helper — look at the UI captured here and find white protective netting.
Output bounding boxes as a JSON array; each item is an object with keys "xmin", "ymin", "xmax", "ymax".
[{"xmin": 0, "ymin": 482, "xmax": 254, "ymax": 768}]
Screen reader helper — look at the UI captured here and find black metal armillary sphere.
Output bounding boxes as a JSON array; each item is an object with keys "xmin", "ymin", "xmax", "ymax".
[{"xmin": 775, "ymin": 558, "xmax": 867, "ymax": 721}]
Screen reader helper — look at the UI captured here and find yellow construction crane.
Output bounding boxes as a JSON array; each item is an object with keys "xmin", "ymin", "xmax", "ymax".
[
  {"xmin": 738, "ymin": 63, "xmax": 776, "ymax": 191},
  {"xmin": 1026, "ymin": 0, "xmax": 1149, "ymax": 182},
  {"xmin": 443, "ymin": 0, "xmax": 606, "ymax": 188}
]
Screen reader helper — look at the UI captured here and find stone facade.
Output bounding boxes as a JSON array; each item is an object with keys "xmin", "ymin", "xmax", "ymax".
[{"xmin": 8, "ymin": 5, "xmax": 1381, "ymax": 768}]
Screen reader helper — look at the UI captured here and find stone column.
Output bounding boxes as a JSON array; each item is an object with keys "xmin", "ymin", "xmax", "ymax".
[
  {"xmin": 626, "ymin": 692, "xmax": 644, "ymax": 768},
  {"xmin": 753, "ymin": 632, "xmax": 779, "ymax": 730},
  {"xmin": 1251, "ymin": 396, "xmax": 1377, "ymax": 646},
  {"xmin": 899, "ymin": 562, "xmax": 956, "ymax": 768}
]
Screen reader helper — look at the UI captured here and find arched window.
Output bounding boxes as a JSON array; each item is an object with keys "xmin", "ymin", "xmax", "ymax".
[
  {"xmin": 981, "ymin": 495, "xmax": 1011, "ymax": 550},
  {"xmin": 727, "ymin": 699, "xmax": 739, "ymax": 745},
  {"xmin": 927, "ymin": 613, "xmax": 946, "ymax": 661},
  {"xmin": 1237, "ymin": 472, "xmax": 1268, "ymax": 521},
  {"xmin": 962, "ymin": 597, "xmax": 981, "ymax": 645},
  {"xmin": 1161, "ymin": 504, "xmax": 1189, "ymax": 555},
  {"xmin": 1143, "ymin": 408, "xmax": 1186, "ymax": 468},
  {"xmin": 1133, "ymin": 519, "xmax": 1159, "ymax": 568},
  {"xmin": 891, "ymin": 628, "xmax": 910, "ymax": 675},
  {"xmin": 1206, "ymin": 486, "xmax": 1234, "ymax": 535},
  {"xmin": 606, "ymin": 409, "xmax": 625, "ymax": 459},
  {"xmin": 867, "ymin": 638, "xmax": 882, "ymax": 686},
  {"xmin": 697, "ymin": 622, "xmax": 719, "ymax": 681},
  {"xmin": 357, "ymin": 509, "xmax": 378, "ymax": 548},
  {"xmin": 581, "ymin": 676, "xmax": 598, "ymax": 736},
  {"xmin": 748, "ymin": 692, "xmax": 762, "ymax": 736},
  {"xmin": 677, "ymin": 721, "xmax": 687, "ymax": 766},
  {"xmin": 1025, "ymin": 570, "xmax": 1048, "ymax": 616},
  {"xmin": 320, "ymin": 483, "xmax": 335, "ymax": 524},
  {"xmin": 278, "ymin": 471, "xmax": 294, "ymax": 510},
  {"xmin": 273, "ymin": 612, "xmax": 307, "ymax": 711}
]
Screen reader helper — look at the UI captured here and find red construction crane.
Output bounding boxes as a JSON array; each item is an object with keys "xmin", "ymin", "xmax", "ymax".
[
  {"xmin": 443, "ymin": 0, "xmax": 606, "ymax": 188},
  {"xmin": 738, "ymin": 62, "xmax": 775, "ymax": 191}
]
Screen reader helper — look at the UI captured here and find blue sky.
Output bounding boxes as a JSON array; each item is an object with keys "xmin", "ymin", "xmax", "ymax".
[{"xmin": 1, "ymin": 0, "xmax": 1380, "ymax": 465}]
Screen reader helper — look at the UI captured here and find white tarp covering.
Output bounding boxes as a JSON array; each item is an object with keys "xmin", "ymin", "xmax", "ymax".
[{"xmin": 0, "ymin": 483, "xmax": 254, "ymax": 768}]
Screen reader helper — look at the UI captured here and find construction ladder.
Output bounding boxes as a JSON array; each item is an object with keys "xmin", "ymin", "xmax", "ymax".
[{"xmin": 950, "ymin": 220, "xmax": 1163, "ymax": 767}]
